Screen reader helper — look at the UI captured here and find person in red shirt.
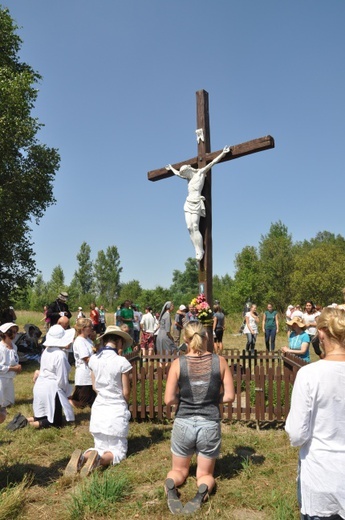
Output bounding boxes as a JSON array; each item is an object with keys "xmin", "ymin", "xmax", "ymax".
[{"xmin": 90, "ymin": 303, "xmax": 100, "ymax": 334}]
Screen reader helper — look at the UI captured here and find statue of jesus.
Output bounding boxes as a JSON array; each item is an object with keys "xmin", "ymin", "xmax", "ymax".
[{"xmin": 166, "ymin": 146, "xmax": 230, "ymax": 261}]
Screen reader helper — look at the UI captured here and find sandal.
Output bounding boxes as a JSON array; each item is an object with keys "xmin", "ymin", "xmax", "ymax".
[
  {"xmin": 165, "ymin": 478, "xmax": 184, "ymax": 514},
  {"xmin": 80, "ymin": 450, "xmax": 100, "ymax": 477},
  {"xmin": 6, "ymin": 413, "xmax": 28, "ymax": 431},
  {"xmin": 64, "ymin": 449, "xmax": 84, "ymax": 477},
  {"xmin": 182, "ymin": 483, "xmax": 209, "ymax": 515}
]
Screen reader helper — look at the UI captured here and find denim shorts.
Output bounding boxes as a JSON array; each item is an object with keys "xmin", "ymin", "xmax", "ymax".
[{"xmin": 171, "ymin": 416, "xmax": 221, "ymax": 459}]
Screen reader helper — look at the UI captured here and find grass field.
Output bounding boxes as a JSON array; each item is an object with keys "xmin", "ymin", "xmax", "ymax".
[{"xmin": 0, "ymin": 312, "xmax": 302, "ymax": 519}]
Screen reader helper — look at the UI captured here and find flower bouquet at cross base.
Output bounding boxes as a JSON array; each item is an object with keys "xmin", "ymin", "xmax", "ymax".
[{"xmin": 190, "ymin": 294, "xmax": 213, "ymax": 325}]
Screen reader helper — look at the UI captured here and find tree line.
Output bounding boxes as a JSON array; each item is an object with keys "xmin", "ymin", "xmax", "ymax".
[{"xmin": 12, "ymin": 222, "xmax": 345, "ymax": 316}]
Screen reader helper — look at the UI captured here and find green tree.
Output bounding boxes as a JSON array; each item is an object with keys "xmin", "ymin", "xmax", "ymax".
[
  {"xmin": 0, "ymin": 7, "xmax": 60, "ymax": 307},
  {"xmin": 170, "ymin": 258, "xmax": 199, "ymax": 306},
  {"xmin": 46, "ymin": 265, "xmax": 65, "ymax": 303},
  {"xmin": 291, "ymin": 243, "xmax": 345, "ymax": 306},
  {"xmin": 118, "ymin": 280, "xmax": 142, "ymax": 306},
  {"xmin": 75, "ymin": 242, "xmax": 93, "ymax": 295},
  {"xmin": 258, "ymin": 221, "xmax": 294, "ymax": 311},
  {"xmin": 138, "ymin": 287, "xmax": 171, "ymax": 314},
  {"xmin": 213, "ymin": 274, "xmax": 234, "ymax": 314},
  {"xmin": 93, "ymin": 246, "xmax": 122, "ymax": 306},
  {"xmin": 230, "ymin": 246, "xmax": 261, "ymax": 311},
  {"xmin": 29, "ymin": 273, "xmax": 48, "ymax": 311}
]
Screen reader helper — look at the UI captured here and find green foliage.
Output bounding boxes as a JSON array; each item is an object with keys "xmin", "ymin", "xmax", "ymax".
[
  {"xmin": 138, "ymin": 286, "xmax": 172, "ymax": 314},
  {"xmin": 229, "ymin": 246, "xmax": 262, "ymax": 311},
  {"xmin": 74, "ymin": 242, "xmax": 93, "ymax": 295},
  {"xmin": 28, "ymin": 273, "xmax": 48, "ymax": 311},
  {"xmin": 258, "ymin": 221, "xmax": 294, "ymax": 311},
  {"xmin": 94, "ymin": 245, "xmax": 122, "ymax": 306},
  {"xmin": 169, "ymin": 257, "xmax": 198, "ymax": 305},
  {"xmin": 67, "ymin": 470, "xmax": 130, "ymax": 519},
  {"xmin": 46, "ymin": 265, "xmax": 66, "ymax": 302},
  {"xmin": 0, "ymin": 7, "xmax": 60, "ymax": 308},
  {"xmin": 291, "ymin": 243, "xmax": 345, "ymax": 306},
  {"xmin": 213, "ymin": 273, "xmax": 234, "ymax": 314},
  {"xmin": 118, "ymin": 280, "xmax": 142, "ymax": 305}
]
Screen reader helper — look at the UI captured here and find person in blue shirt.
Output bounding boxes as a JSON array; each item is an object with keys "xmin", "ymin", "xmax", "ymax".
[{"xmin": 281, "ymin": 316, "xmax": 310, "ymax": 362}]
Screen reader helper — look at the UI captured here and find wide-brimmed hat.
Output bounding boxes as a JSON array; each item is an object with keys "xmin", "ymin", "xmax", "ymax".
[
  {"xmin": 98, "ymin": 325, "xmax": 133, "ymax": 348},
  {"xmin": 43, "ymin": 324, "xmax": 75, "ymax": 348},
  {"xmin": 78, "ymin": 306, "xmax": 83, "ymax": 310},
  {"xmin": 0, "ymin": 322, "xmax": 19, "ymax": 334},
  {"xmin": 286, "ymin": 316, "xmax": 307, "ymax": 328},
  {"xmin": 57, "ymin": 292, "xmax": 68, "ymax": 302}
]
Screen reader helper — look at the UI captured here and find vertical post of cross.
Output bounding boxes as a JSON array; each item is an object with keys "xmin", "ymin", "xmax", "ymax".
[{"xmin": 196, "ymin": 90, "xmax": 214, "ymax": 352}]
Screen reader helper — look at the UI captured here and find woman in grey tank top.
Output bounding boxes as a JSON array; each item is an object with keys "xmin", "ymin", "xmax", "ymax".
[{"xmin": 164, "ymin": 322, "xmax": 235, "ymax": 514}]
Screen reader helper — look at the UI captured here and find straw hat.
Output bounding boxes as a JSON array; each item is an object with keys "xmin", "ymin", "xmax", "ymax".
[
  {"xmin": 286, "ymin": 316, "xmax": 307, "ymax": 328},
  {"xmin": 98, "ymin": 325, "xmax": 133, "ymax": 348}
]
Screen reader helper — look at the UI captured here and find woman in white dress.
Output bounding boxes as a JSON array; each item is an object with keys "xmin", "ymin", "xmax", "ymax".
[
  {"xmin": 64, "ymin": 325, "xmax": 133, "ymax": 477},
  {"xmin": 0, "ymin": 322, "xmax": 21, "ymax": 424},
  {"xmin": 28, "ymin": 325, "xmax": 75, "ymax": 429},
  {"xmin": 285, "ymin": 306, "xmax": 345, "ymax": 519},
  {"xmin": 69, "ymin": 318, "xmax": 96, "ymax": 409}
]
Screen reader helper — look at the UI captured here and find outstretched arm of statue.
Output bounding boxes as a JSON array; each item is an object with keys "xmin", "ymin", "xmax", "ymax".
[
  {"xmin": 202, "ymin": 145, "xmax": 231, "ymax": 175},
  {"xmin": 165, "ymin": 164, "xmax": 181, "ymax": 177}
]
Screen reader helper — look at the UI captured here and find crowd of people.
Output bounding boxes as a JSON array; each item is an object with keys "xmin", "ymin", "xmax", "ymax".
[{"xmin": 2, "ymin": 292, "xmax": 345, "ymax": 517}]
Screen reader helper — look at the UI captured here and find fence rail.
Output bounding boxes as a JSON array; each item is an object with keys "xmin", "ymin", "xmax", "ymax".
[{"xmin": 126, "ymin": 350, "xmax": 307, "ymax": 423}]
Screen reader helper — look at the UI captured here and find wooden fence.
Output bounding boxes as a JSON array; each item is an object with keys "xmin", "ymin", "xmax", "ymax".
[{"xmin": 126, "ymin": 350, "xmax": 307, "ymax": 423}]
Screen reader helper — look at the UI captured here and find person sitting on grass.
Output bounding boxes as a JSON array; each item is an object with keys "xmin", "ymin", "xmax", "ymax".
[
  {"xmin": 64, "ymin": 325, "xmax": 133, "ymax": 477},
  {"xmin": 164, "ymin": 321, "xmax": 235, "ymax": 514}
]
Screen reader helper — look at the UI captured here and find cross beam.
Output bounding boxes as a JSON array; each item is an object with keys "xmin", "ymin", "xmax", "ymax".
[{"xmin": 148, "ymin": 135, "xmax": 275, "ymax": 182}]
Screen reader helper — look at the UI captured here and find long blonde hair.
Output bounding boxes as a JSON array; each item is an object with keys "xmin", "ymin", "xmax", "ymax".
[{"xmin": 184, "ymin": 322, "xmax": 208, "ymax": 355}]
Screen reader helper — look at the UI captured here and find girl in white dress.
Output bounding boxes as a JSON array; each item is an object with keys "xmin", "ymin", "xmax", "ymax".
[
  {"xmin": 28, "ymin": 325, "xmax": 75, "ymax": 429},
  {"xmin": 0, "ymin": 322, "xmax": 21, "ymax": 424},
  {"xmin": 64, "ymin": 325, "xmax": 133, "ymax": 477},
  {"xmin": 69, "ymin": 318, "xmax": 96, "ymax": 409}
]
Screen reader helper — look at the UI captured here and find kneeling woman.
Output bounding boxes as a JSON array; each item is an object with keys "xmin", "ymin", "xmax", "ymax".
[
  {"xmin": 164, "ymin": 322, "xmax": 235, "ymax": 514},
  {"xmin": 64, "ymin": 325, "xmax": 133, "ymax": 477},
  {"xmin": 29, "ymin": 325, "xmax": 75, "ymax": 428}
]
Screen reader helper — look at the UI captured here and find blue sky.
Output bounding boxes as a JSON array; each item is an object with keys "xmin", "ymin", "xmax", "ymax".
[{"xmin": 5, "ymin": 1, "xmax": 345, "ymax": 289}]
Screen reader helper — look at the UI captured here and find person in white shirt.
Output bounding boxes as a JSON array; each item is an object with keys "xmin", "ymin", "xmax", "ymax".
[
  {"xmin": 64, "ymin": 325, "xmax": 133, "ymax": 477},
  {"xmin": 69, "ymin": 318, "xmax": 96, "ymax": 409},
  {"xmin": 285, "ymin": 306, "xmax": 345, "ymax": 519},
  {"xmin": 28, "ymin": 325, "xmax": 75, "ymax": 429},
  {"xmin": 140, "ymin": 306, "xmax": 156, "ymax": 356},
  {"xmin": 243, "ymin": 304, "xmax": 259, "ymax": 352},
  {"xmin": 0, "ymin": 322, "xmax": 21, "ymax": 424},
  {"xmin": 303, "ymin": 300, "xmax": 322, "ymax": 357}
]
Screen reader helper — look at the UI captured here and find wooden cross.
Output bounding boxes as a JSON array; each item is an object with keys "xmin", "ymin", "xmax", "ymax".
[{"xmin": 148, "ymin": 90, "xmax": 274, "ymax": 349}]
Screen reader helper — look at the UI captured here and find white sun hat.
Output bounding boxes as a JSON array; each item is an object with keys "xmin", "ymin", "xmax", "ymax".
[{"xmin": 43, "ymin": 324, "xmax": 75, "ymax": 348}]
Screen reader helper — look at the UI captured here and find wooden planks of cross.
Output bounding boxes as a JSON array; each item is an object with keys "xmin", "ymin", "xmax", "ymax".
[{"xmin": 148, "ymin": 90, "xmax": 274, "ymax": 349}]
